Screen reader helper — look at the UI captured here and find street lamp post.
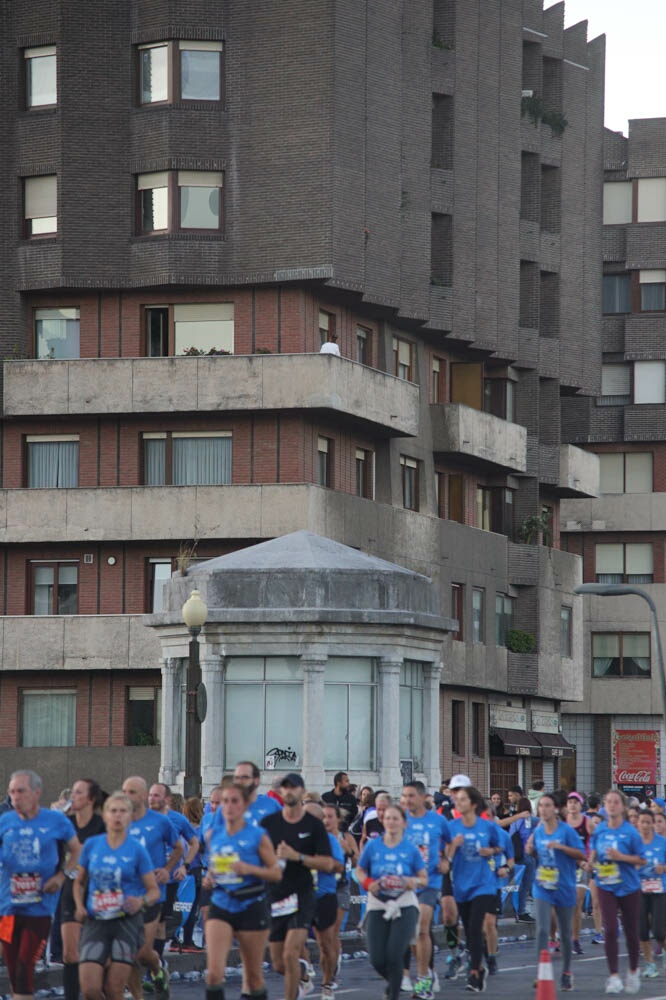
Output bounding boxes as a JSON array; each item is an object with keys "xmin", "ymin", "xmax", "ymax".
[
  {"xmin": 182, "ymin": 589, "xmax": 208, "ymax": 798},
  {"xmin": 574, "ymin": 583, "xmax": 666, "ymax": 716}
]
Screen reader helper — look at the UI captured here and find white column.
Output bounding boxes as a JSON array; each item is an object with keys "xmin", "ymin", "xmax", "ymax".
[
  {"xmin": 159, "ymin": 657, "xmax": 181, "ymax": 786},
  {"xmin": 378, "ymin": 657, "xmax": 402, "ymax": 791},
  {"xmin": 200, "ymin": 654, "xmax": 225, "ymax": 796},
  {"xmin": 301, "ymin": 655, "xmax": 327, "ymax": 790},
  {"xmin": 423, "ymin": 661, "xmax": 443, "ymax": 787}
]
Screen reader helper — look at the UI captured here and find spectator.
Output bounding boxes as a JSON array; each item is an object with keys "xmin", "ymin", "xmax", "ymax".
[
  {"xmin": 320, "ymin": 331, "xmax": 341, "ymax": 356},
  {"xmin": 528, "ymin": 780, "xmax": 545, "ymax": 815},
  {"xmin": 322, "ymin": 772, "xmax": 358, "ymax": 832}
]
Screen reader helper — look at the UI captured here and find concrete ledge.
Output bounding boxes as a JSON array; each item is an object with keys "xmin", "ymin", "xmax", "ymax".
[{"xmin": 431, "ymin": 403, "xmax": 527, "ymax": 473}]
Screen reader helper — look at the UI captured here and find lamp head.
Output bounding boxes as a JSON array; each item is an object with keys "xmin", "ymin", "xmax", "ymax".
[{"xmin": 182, "ymin": 589, "xmax": 208, "ymax": 630}]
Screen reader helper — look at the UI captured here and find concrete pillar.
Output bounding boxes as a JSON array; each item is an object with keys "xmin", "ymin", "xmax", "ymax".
[
  {"xmin": 159, "ymin": 657, "xmax": 182, "ymax": 786},
  {"xmin": 423, "ymin": 661, "xmax": 443, "ymax": 787},
  {"xmin": 201, "ymin": 654, "xmax": 225, "ymax": 796},
  {"xmin": 378, "ymin": 657, "xmax": 402, "ymax": 791},
  {"xmin": 301, "ymin": 655, "xmax": 327, "ymax": 790}
]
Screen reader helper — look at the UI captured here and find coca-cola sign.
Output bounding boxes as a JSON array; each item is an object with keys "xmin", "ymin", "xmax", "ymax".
[{"xmin": 612, "ymin": 730, "xmax": 660, "ymax": 787}]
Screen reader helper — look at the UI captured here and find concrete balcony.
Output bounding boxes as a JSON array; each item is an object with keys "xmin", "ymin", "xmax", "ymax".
[
  {"xmin": 561, "ymin": 491, "xmax": 666, "ymax": 534},
  {"xmin": 0, "ymin": 614, "xmax": 160, "ymax": 672},
  {"xmin": 2, "ymin": 354, "xmax": 419, "ymax": 437},
  {"xmin": 558, "ymin": 444, "xmax": 599, "ymax": 498},
  {"xmin": 430, "ymin": 403, "xmax": 527, "ymax": 473}
]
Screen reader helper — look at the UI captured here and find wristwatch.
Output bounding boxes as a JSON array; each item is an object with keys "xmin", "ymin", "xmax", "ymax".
[{"xmin": 299, "ymin": 854, "xmax": 305, "ymax": 864}]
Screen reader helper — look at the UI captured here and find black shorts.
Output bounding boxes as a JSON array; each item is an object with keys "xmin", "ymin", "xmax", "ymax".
[
  {"xmin": 79, "ymin": 913, "xmax": 145, "ymax": 966},
  {"xmin": 161, "ymin": 882, "xmax": 178, "ymax": 921},
  {"xmin": 60, "ymin": 878, "xmax": 76, "ymax": 924},
  {"xmin": 495, "ymin": 889, "xmax": 503, "ymax": 917},
  {"xmin": 441, "ymin": 872, "xmax": 454, "ymax": 898},
  {"xmin": 143, "ymin": 902, "xmax": 161, "ymax": 925},
  {"xmin": 313, "ymin": 893, "xmax": 337, "ymax": 932},
  {"xmin": 640, "ymin": 892, "xmax": 666, "ymax": 943},
  {"xmin": 208, "ymin": 898, "xmax": 269, "ymax": 933},
  {"xmin": 199, "ymin": 886, "xmax": 212, "ymax": 908},
  {"xmin": 268, "ymin": 891, "xmax": 316, "ymax": 943}
]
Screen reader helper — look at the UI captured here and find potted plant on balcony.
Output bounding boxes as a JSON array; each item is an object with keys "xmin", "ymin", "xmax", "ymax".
[{"xmin": 506, "ymin": 629, "xmax": 537, "ymax": 654}]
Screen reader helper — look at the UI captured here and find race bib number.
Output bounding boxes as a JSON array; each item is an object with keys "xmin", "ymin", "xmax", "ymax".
[
  {"xmin": 642, "ymin": 878, "xmax": 663, "ymax": 894},
  {"xmin": 417, "ymin": 843, "xmax": 429, "ymax": 866},
  {"xmin": 211, "ymin": 852, "xmax": 242, "ymax": 886},
  {"xmin": 536, "ymin": 866, "xmax": 559, "ymax": 890},
  {"xmin": 379, "ymin": 874, "xmax": 406, "ymax": 898},
  {"xmin": 271, "ymin": 893, "xmax": 298, "ymax": 918},
  {"xmin": 10, "ymin": 873, "xmax": 42, "ymax": 904},
  {"xmin": 92, "ymin": 889, "xmax": 125, "ymax": 919},
  {"xmin": 596, "ymin": 862, "xmax": 621, "ymax": 886}
]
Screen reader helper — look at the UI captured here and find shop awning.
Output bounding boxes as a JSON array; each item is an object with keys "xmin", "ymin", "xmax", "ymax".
[
  {"xmin": 490, "ymin": 728, "xmax": 542, "ymax": 757},
  {"xmin": 534, "ymin": 732, "xmax": 575, "ymax": 759}
]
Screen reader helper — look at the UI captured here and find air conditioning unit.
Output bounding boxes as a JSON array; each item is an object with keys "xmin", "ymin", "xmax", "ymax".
[{"xmin": 83, "ymin": 553, "xmax": 94, "ymax": 565}]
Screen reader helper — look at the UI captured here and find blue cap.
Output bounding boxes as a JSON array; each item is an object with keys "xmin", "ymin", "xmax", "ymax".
[{"xmin": 655, "ymin": 797, "xmax": 665, "ymax": 808}]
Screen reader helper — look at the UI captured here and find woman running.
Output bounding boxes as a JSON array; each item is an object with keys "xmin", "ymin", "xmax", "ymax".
[
  {"xmin": 527, "ymin": 793, "xmax": 585, "ymax": 992},
  {"xmin": 356, "ymin": 803, "xmax": 426, "ymax": 1000},
  {"xmin": 74, "ymin": 792, "xmax": 160, "ymax": 1000},
  {"xmin": 204, "ymin": 781, "xmax": 281, "ymax": 1000},
  {"xmin": 361, "ymin": 792, "xmax": 391, "ymax": 847},
  {"xmin": 446, "ymin": 786, "xmax": 502, "ymax": 993},
  {"xmin": 637, "ymin": 810, "xmax": 666, "ymax": 978},
  {"xmin": 323, "ymin": 803, "xmax": 359, "ymax": 982},
  {"xmin": 61, "ymin": 779, "xmax": 106, "ymax": 1000},
  {"xmin": 566, "ymin": 791, "xmax": 591, "ymax": 955},
  {"xmin": 588, "ymin": 788, "xmax": 645, "ymax": 995}
]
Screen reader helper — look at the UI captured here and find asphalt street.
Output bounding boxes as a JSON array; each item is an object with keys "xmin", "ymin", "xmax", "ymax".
[{"xmin": 166, "ymin": 937, "xmax": 666, "ymax": 1000}]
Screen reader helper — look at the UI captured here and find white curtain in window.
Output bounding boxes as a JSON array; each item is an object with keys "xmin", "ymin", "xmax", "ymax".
[
  {"xmin": 592, "ymin": 633, "xmax": 619, "ymax": 677},
  {"xmin": 173, "ymin": 437, "xmax": 231, "ymax": 485},
  {"xmin": 626, "ymin": 543, "xmax": 653, "ymax": 577},
  {"xmin": 22, "ymin": 691, "xmax": 75, "ymax": 747},
  {"xmin": 28, "ymin": 441, "xmax": 78, "ymax": 487},
  {"xmin": 144, "ymin": 439, "xmax": 166, "ymax": 485},
  {"xmin": 623, "ymin": 634, "xmax": 650, "ymax": 674}
]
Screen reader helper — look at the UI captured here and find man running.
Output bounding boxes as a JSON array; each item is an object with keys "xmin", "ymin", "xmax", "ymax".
[
  {"xmin": 122, "ymin": 776, "xmax": 182, "ymax": 1000},
  {"xmin": 260, "ymin": 773, "xmax": 333, "ymax": 1000},
  {"xmin": 148, "ymin": 783, "xmax": 199, "ymax": 956},
  {"xmin": 228, "ymin": 761, "xmax": 282, "ymax": 826}
]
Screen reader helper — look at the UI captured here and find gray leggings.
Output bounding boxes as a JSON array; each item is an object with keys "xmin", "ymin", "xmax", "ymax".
[
  {"xmin": 535, "ymin": 897, "xmax": 575, "ymax": 973},
  {"xmin": 365, "ymin": 906, "xmax": 419, "ymax": 1000}
]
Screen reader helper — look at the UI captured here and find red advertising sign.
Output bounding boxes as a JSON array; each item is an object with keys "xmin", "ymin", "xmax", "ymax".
[{"xmin": 612, "ymin": 729, "xmax": 660, "ymax": 785}]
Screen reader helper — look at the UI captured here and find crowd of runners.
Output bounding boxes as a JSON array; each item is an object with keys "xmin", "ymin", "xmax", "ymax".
[{"xmin": 1, "ymin": 766, "xmax": 666, "ymax": 1000}]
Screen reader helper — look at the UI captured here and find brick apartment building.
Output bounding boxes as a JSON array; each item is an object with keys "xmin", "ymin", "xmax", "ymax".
[
  {"xmin": 562, "ymin": 119, "xmax": 666, "ymax": 797},
  {"xmin": 0, "ymin": 0, "xmax": 604, "ymax": 797}
]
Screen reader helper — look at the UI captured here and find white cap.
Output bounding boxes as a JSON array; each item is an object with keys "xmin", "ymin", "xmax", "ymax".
[{"xmin": 449, "ymin": 774, "xmax": 472, "ymax": 789}]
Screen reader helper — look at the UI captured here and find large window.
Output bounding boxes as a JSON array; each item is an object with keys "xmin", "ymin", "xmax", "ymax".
[
  {"xmin": 598, "ymin": 363, "xmax": 631, "ymax": 406},
  {"xmin": 399, "ymin": 662, "xmax": 424, "ymax": 771},
  {"xmin": 145, "ymin": 303, "xmax": 234, "ymax": 356},
  {"xmin": 31, "ymin": 562, "xmax": 78, "ymax": 615},
  {"xmin": 143, "ymin": 432, "xmax": 232, "ymax": 486},
  {"xmin": 24, "ymin": 175, "xmax": 57, "ymax": 236},
  {"xmin": 35, "ymin": 307, "xmax": 80, "ymax": 360},
  {"xmin": 603, "ymin": 274, "xmax": 632, "ymax": 314},
  {"xmin": 127, "ymin": 686, "xmax": 162, "ymax": 746},
  {"xmin": 599, "ymin": 452, "xmax": 653, "ymax": 494},
  {"xmin": 25, "ymin": 46, "xmax": 57, "ymax": 108},
  {"xmin": 27, "ymin": 436, "xmax": 78, "ymax": 487},
  {"xmin": 495, "ymin": 594, "xmax": 514, "ymax": 646},
  {"xmin": 223, "ymin": 657, "xmax": 303, "ymax": 768},
  {"xmin": 324, "ymin": 658, "xmax": 376, "ymax": 770},
  {"xmin": 634, "ymin": 361, "xmax": 665, "ymax": 404},
  {"xmin": 400, "ymin": 456, "xmax": 419, "ymax": 511},
  {"xmin": 592, "ymin": 633, "xmax": 650, "ymax": 678},
  {"xmin": 139, "ymin": 41, "xmax": 223, "ymax": 103},
  {"xmin": 595, "ymin": 542, "xmax": 653, "ymax": 584},
  {"xmin": 21, "ymin": 690, "xmax": 76, "ymax": 747},
  {"xmin": 560, "ymin": 606, "xmax": 573, "ymax": 658},
  {"xmin": 138, "ymin": 172, "xmax": 224, "ymax": 234},
  {"xmin": 472, "ymin": 588, "xmax": 485, "ymax": 643}
]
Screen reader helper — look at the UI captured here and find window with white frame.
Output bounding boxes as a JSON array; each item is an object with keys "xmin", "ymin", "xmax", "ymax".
[
  {"xmin": 35, "ymin": 307, "xmax": 80, "ymax": 360},
  {"xmin": 595, "ymin": 542, "xmax": 653, "ymax": 584},
  {"xmin": 598, "ymin": 363, "xmax": 631, "ymax": 406},
  {"xmin": 143, "ymin": 431, "xmax": 232, "ymax": 486},
  {"xmin": 637, "ymin": 178, "xmax": 666, "ymax": 223},
  {"xmin": 21, "ymin": 689, "xmax": 76, "ymax": 747},
  {"xmin": 25, "ymin": 46, "xmax": 57, "ymax": 108},
  {"xmin": 603, "ymin": 181, "xmax": 633, "ymax": 225},
  {"xmin": 223, "ymin": 657, "xmax": 303, "ymax": 769},
  {"xmin": 640, "ymin": 270, "xmax": 666, "ymax": 312},
  {"xmin": 27, "ymin": 435, "xmax": 78, "ymax": 488},
  {"xmin": 399, "ymin": 661, "xmax": 424, "ymax": 771},
  {"xmin": 634, "ymin": 361, "xmax": 665, "ymax": 404},
  {"xmin": 139, "ymin": 41, "xmax": 223, "ymax": 104},
  {"xmin": 24, "ymin": 175, "xmax": 57, "ymax": 236},
  {"xmin": 599, "ymin": 452, "xmax": 653, "ymax": 494},
  {"xmin": 324, "ymin": 658, "xmax": 377, "ymax": 770}
]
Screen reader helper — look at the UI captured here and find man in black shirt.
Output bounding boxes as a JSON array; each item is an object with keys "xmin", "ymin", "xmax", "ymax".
[
  {"xmin": 321, "ymin": 771, "xmax": 358, "ymax": 832},
  {"xmin": 261, "ymin": 773, "xmax": 333, "ymax": 1000}
]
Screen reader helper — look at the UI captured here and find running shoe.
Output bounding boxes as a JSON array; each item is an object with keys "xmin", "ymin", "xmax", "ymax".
[
  {"xmin": 517, "ymin": 912, "xmax": 535, "ymax": 922},
  {"xmin": 625, "ymin": 970, "xmax": 640, "ymax": 994},
  {"xmin": 465, "ymin": 972, "xmax": 484, "ymax": 993},
  {"xmin": 487, "ymin": 956, "xmax": 498, "ymax": 976},
  {"xmin": 298, "ymin": 977, "xmax": 314, "ymax": 998},
  {"xmin": 143, "ymin": 977, "xmax": 155, "ymax": 995},
  {"xmin": 413, "ymin": 977, "xmax": 434, "ymax": 1000},
  {"xmin": 572, "ymin": 939, "xmax": 584, "ymax": 956},
  {"xmin": 642, "ymin": 963, "xmax": 658, "ymax": 979},
  {"xmin": 444, "ymin": 954, "xmax": 461, "ymax": 980},
  {"xmin": 560, "ymin": 973, "xmax": 574, "ymax": 992},
  {"xmin": 401, "ymin": 975, "xmax": 414, "ymax": 994},
  {"xmin": 321, "ymin": 986, "xmax": 336, "ymax": 1000},
  {"xmin": 431, "ymin": 968, "xmax": 440, "ymax": 993},
  {"xmin": 150, "ymin": 965, "xmax": 170, "ymax": 1000},
  {"xmin": 605, "ymin": 974, "xmax": 624, "ymax": 994},
  {"xmin": 592, "ymin": 932, "xmax": 605, "ymax": 945}
]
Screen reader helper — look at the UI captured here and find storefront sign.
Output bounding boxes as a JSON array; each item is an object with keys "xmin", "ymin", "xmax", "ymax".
[
  {"xmin": 612, "ymin": 729, "xmax": 660, "ymax": 786},
  {"xmin": 489, "ymin": 705, "xmax": 527, "ymax": 730},
  {"xmin": 532, "ymin": 712, "xmax": 559, "ymax": 734}
]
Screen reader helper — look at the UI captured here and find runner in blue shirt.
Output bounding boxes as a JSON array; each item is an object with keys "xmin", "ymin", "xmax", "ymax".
[
  {"xmin": 483, "ymin": 812, "xmax": 515, "ymax": 976},
  {"xmin": 221, "ymin": 761, "xmax": 281, "ymax": 828},
  {"xmin": 402, "ymin": 781, "xmax": 450, "ymax": 999},
  {"xmin": 357, "ymin": 803, "xmax": 427, "ymax": 1000},
  {"xmin": 525, "ymin": 793, "xmax": 584, "ymax": 992},
  {"xmin": 148, "ymin": 784, "xmax": 200, "ymax": 959},
  {"xmin": 74, "ymin": 791, "xmax": 160, "ymax": 1000},
  {"xmin": 636, "ymin": 810, "xmax": 666, "ymax": 978},
  {"xmin": 303, "ymin": 804, "xmax": 345, "ymax": 1000},
  {"xmin": 589, "ymin": 789, "xmax": 645, "ymax": 995},
  {"xmin": 446, "ymin": 786, "xmax": 502, "ymax": 993},
  {"xmin": 0, "ymin": 769, "xmax": 81, "ymax": 1000},
  {"xmin": 204, "ymin": 781, "xmax": 280, "ymax": 1000}
]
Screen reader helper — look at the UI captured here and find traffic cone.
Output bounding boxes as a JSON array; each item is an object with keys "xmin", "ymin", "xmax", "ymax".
[{"xmin": 536, "ymin": 949, "xmax": 557, "ymax": 1000}]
